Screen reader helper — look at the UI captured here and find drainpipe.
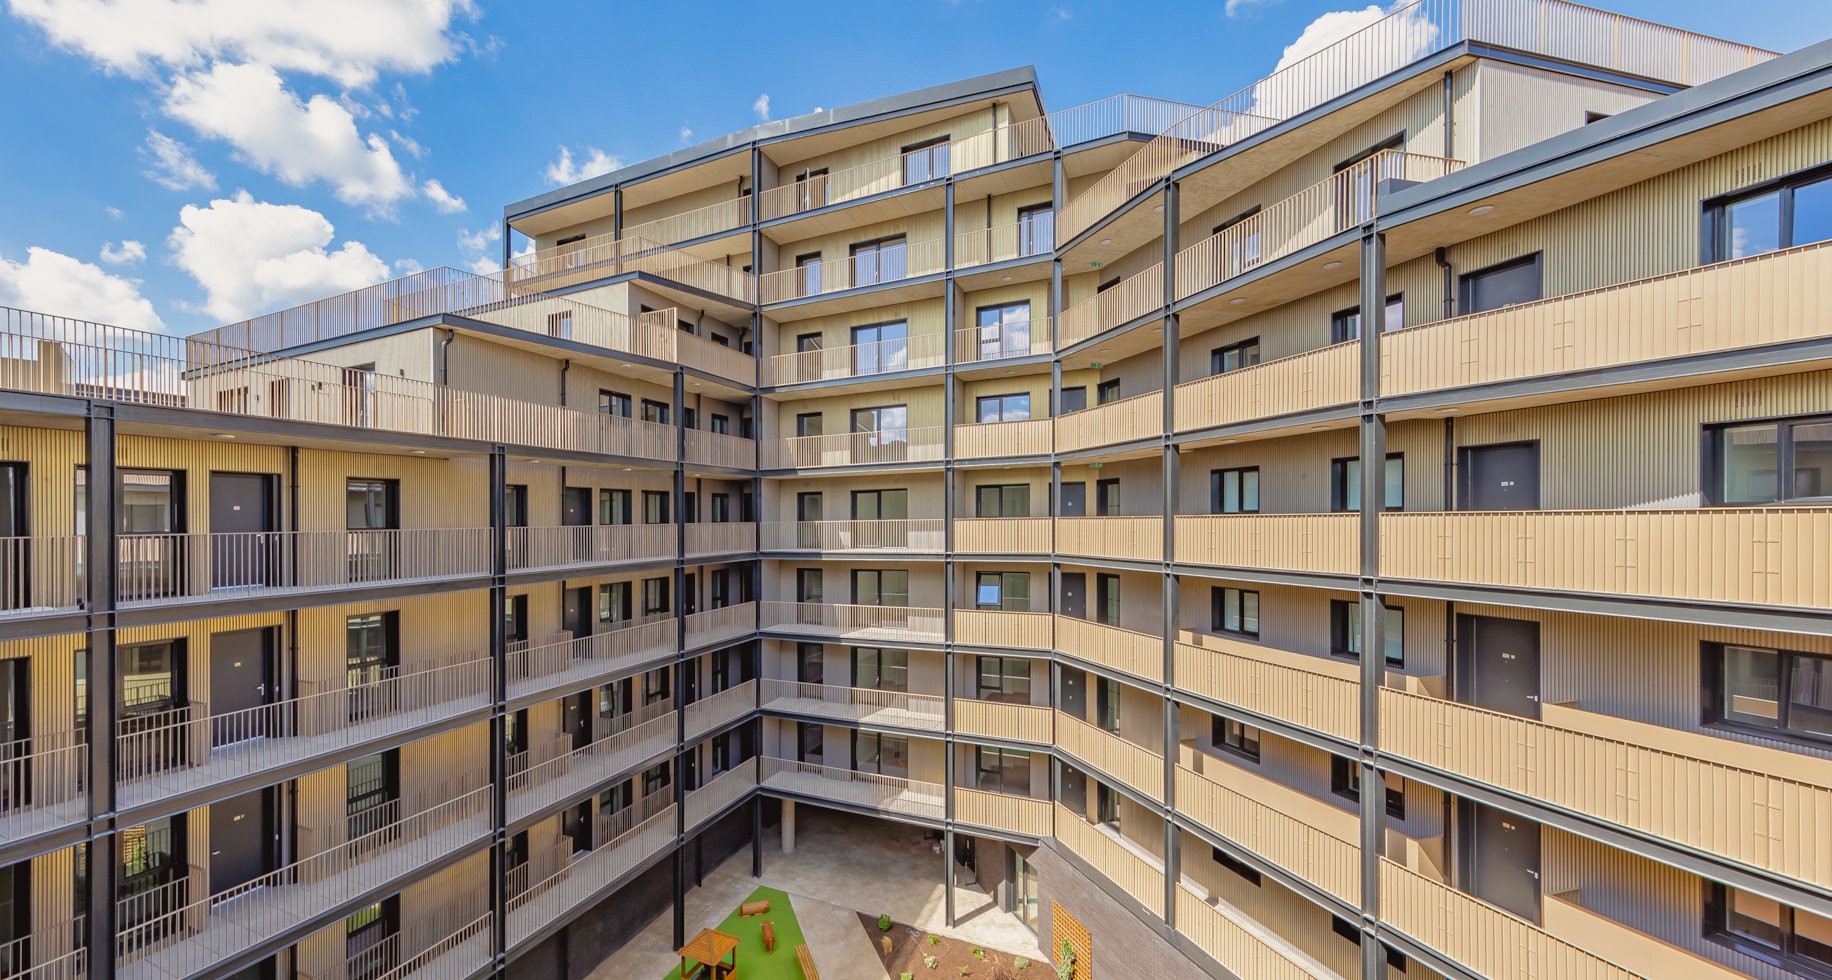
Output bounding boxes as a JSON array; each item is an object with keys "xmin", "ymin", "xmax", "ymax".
[
  {"xmin": 438, "ymin": 329, "xmax": 455, "ymax": 385},
  {"xmin": 560, "ymin": 359, "xmax": 570, "ymax": 407},
  {"xmin": 1435, "ymin": 247, "xmax": 1454, "ymax": 319}
]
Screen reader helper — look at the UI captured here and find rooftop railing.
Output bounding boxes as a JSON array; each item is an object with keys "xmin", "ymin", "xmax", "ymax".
[
  {"xmin": 505, "ymin": 232, "xmax": 756, "ymax": 304},
  {"xmin": 1058, "ymin": 0, "xmax": 1775, "ymax": 243}
]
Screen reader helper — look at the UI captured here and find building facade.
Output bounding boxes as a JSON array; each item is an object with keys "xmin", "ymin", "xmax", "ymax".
[{"xmin": 0, "ymin": 3, "xmax": 1829, "ymax": 979}]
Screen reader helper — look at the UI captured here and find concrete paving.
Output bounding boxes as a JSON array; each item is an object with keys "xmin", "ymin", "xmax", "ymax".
[{"xmin": 586, "ymin": 804, "xmax": 1043, "ymax": 980}]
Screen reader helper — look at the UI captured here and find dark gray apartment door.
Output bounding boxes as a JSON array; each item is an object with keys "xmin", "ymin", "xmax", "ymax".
[
  {"xmin": 561, "ymin": 488, "xmax": 591, "ymax": 525},
  {"xmin": 1060, "ymin": 483, "xmax": 1087, "ymax": 517},
  {"xmin": 209, "ymin": 788, "xmax": 272, "ymax": 895},
  {"xmin": 209, "ymin": 473, "xmax": 275, "ymax": 589},
  {"xmin": 566, "ymin": 691, "xmax": 593, "ymax": 750},
  {"xmin": 562, "ymin": 586, "xmax": 593, "ymax": 637},
  {"xmin": 1463, "ymin": 801, "xmax": 1541, "ymax": 923},
  {"xmin": 1059, "ymin": 666, "xmax": 1088, "ymax": 717},
  {"xmin": 0, "ymin": 661, "xmax": 24, "ymax": 808},
  {"xmin": 211, "ymin": 627, "xmax": 272, "ymax": 745},
  {"xmin": 1060, "ymin": 573, "xmax": 1087, "ymax": 620},
  {"xmin": 1458, "ymin": 614, "xmax": 1541, "ymax": 719},
  {"xmin": 1460, "ymin": 443, "xmax": 1539, "ymax": 510}
]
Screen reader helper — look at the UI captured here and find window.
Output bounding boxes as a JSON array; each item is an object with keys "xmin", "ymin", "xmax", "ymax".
[
  {"xmin": 345, "ymin": 613, "xmax": 397, "ymax": 687},
  {"xmin": 796, "ymin": 568, "xmax": 823, "ymax": 603},
  {"xmin": 1705, "ymin": 165, "xmax": 1832, "ymax": 262},
  {"xmin": 599, "ymin": 582, "xmax": 632, "ymax": 624},
  {"xmin": 974, "ymin": 302, "xmax": 1033, "ymax": 360},
  {"xmin": 795, "ymin": 252, "xmax": 823, "ymax": 294},
  {"xmin": 642, "ymin": 490, "xmax": 670, "ymax": 525},
  {"xmin": 1016, "ymin": 204, "xmax": 1054, "ymax": 256},
  {"xmin": 850, "ymin": 320, "xmax": 909, "ymax": 374},
  {"xmin": 1331, "ymin": 756, "xmax": 1406, "ymax": 818},
  {"xmin": 598, "ymin": 390, "xmax": 632, "ymax": 418},
  {"xmin": 503, "ymin": 484, "xmax": 527, "ymax": 528},
  {"xmin": 600, "ymin": 488, "xmax": 632, "ymax": 525},
  {"xmin": 1210, "ymin": 467, "xmax": 1259, "ymax": 514},
  {"xmin": 640, "ymin": 399, "xmax": 669, "ymax": 425},
  {"xmin": 850, "ymin": 235, "xmax": 908, "ymax": 286},
  {"xmin": 1210, "ymin": 205, "xmax": 1263, "ymax": 276},
  {"xmin": 1212, "ymin": 587, "xmax": 1259, "ymax": 638},
  {"xmin": 976, "ymin": 393, "xmax": 1032, "ymax": 423},
  {"xmin": 975, "ymin": 746, "xmax": 1032, "ymax": 794},
  {"xmin": 504, "ymin": 593, "xmax": 528, "ymax": 644},
  {"xmin": 682, "ymin": 407, "xmax": 698, "ymax": 431},
  {"xmin": 1708, "ymin": 415, "xmax": 1832, "ymax": 504},
  {"xmin": 1095, "ymin": 677, "xmax": 1120, "ymax": 732},
  {"xmin": 346, "ymin": 750, "xmax": 399, "ymax": 838},
  {"xmin": 345, "ymin": 479, "xmax": 396, "ymax": 530},
  {"xmin": 1330, "ymin": 600, "xmax": 1405, "ymax": 666},
  {"xmin": 1095, "ymin": 379, "xmax": 1121, "ymax": 404},
  {"xmin": 642, "ymin": 762, "xmax": 671, "ymax": 795},
  {"xmin": 1706, "ymin": 883, "xmax": 1832, "ymax": 976},
  {"xmin": 977, "ymin": 657, "xmax": 1032, "ymax": 702},
  {"xmin": 1330, "ymin": 294, "xmax": 1406, "ymax": 342},
  {"xmin": 1212, "ymin": 847, "xmax": 1261, "ymax": 886},
  {"xmin": 1095, "ymin": 478, "xmax": 1120, "ymax": 516},
  {"xmin": 1096, "ymin": 784, "xmax": 1119, "ymax": 826},
  {"xmin": 850, "ymin": 488, "xmax": 908, "ymax": 521},
  {"xmin": 901, "ymin": 136, "xmax": 950, "ymax": 184},
  {"xmin": 976, "ymin": 484, "xmax": 1031, "ymax": 517},
  {"xmin": 851, "ymin": 569, "xmax": 909, "ymax": 607},
  {"xmin": 852, "ymin": 647, "xmax": 908, "ymax": 693},
  {"xmin": 852, "ymin": 729, "xmax": 910, "ymax": 775},
  {"xmin": 119, "ymin": 640, "xmax": 184, "ymax": 715},
  {"xmin": 1331, "ymin": 454, "xmax": 1405, "ymax": 511},
  {"xmin": 1060, "ymin": 386, "xmax": 1088, "ymax": 413},
  {"xmin": 796, "ymin": 412, "xmax": 823, "ymax": 438},
  {"xmin": 1096, "ymin": 574, "xmax": 1120, "ymax": 627},
  {"xmin": 1214, "ymin": 716, "xmax": 1260, "ymax": 762},
  {"xmin": 975, "ymin": 571, "xmax": 1031, "ymax": 611},
  {"xmin": 797, "ymin": 643, "xmax": 824, "ymax": 684},
  {"xmin": 641, "ymin": 577, "xmax": 670, "ymax": 616},
  {"xmin": 710, "ymin": 493, "xmax": 731, "ymax": 523},
  {"xmin": 1459, "ymin": 254, "xmax": 1542, "ymax": 314},
  {"xmin": 710, "ymin": 413, "xmax": 731, "ymax": 435},
  {"xmin": 796, "ymin": 332, "xmax": 822, "ymax": 354},
  {"xmin": 642, "ymin": 667, "xmax": 670, "ymax": 705},
  {"xmin": 683, "ymin": 491, "xmax": 698, "ymax": 524},
  {"xmin": 1210, "ymin": 338, "xmax": 1261, "ymax": 375},
  {"xmin": 1710, "ymin": 643, "xmax": 1832, "ymax": 743}
]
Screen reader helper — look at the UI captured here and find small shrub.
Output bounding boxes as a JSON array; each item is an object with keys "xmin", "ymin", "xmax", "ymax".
[
  {"xmin": 883, "ymin": 936, "xmax": 895, "ymax": 957},
  {"xmin": 958, "ymin": 968, "xmax": 970, "ymax": 978},
  {"xmin": 926, "ymin": 934, "xmax": 943, "ymax": 947},
  {"xmin": 877, "ymin": 914, "xmax": 893, "ymax": 931},
  {"xmin": 972, "ymin": 947, "xmax": 986, "ymax": 960},
  {"xmin": 901, "ymin": 974, "xmax": 914, "ymax": 980},
  {"xmin": 1014, "ymin": 956, "xmax": 1032, "ymax": 970},
  {"xmin": 925, "ymin": 955, "xmax": 940, "ymax": 969}
]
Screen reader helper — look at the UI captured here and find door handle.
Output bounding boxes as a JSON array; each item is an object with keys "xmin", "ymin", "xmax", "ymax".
[
  {"xmin": 1528, "ymin": 870, "xmax": 1540, "ymax": 880},
  {"xmin": 1525, "ymin": 694, "xmax": 1540, "ymax": 702}
]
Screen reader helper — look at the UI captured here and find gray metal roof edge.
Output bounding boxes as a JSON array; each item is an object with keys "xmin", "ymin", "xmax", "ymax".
[
  {"xmin": 504, "ymin": 66, "xmax": 1041, "ymax": 220},
  {"xmin": 1380, "ymin": 37, "xmax": 1832, "ymax": 225}
]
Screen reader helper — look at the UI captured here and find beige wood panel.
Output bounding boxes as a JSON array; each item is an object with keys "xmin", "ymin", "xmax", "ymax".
[
  {"xmin": 1429, "ymin": 118, "xmax": 1832, "ymax": 329},
  {"xmin": 1055, "ymin": 567, "xmax": 1161, "ymax": 636},
  {"xmin": 763, "ymin": 560, "xmax": 944, "ymax": 608},
  {"xmin": 766, "ymin": 474, "xmax": 945, "ymax": 522},
  {"xmin": 772, "ymin": 210, "xmax": 946, "ymax": 272},
  {"xmin": 1177, "ymin": 828, "xmax": 1364, "ymax": 979},
  {"xmin": 1475, "ymin": 61, "xmax": 1661, "ymax": 162},
  {"xmin": 296, "ymin": 448, "xmax": 490, "ymax": 530},
  {"xmin": 117, "ymin": 611, "xmax": 287, "ymax": 712},
  {"xmin": 908, "ymin": 734, "xmax": 946, "ymax": 784},
  {"xmin": 621, "ymin": 180, "xmax": 748, "ymax": 232},
  {"xmin": 445, "ymin": 334, "xmax": 564, "ymax": 405},
  {"xmin": 1454, "ymin": 370, "xmax": 1832, "ymax": 509},
  {"xmin": 0, "ymin": 425, "xmax": 84, "ymax": 537},
  {"xmin": 29, "ymin": 846, "xmax": 79, "ymax": 942},
  {"xmin": 120, "ymin": 435, "xmax": 291, "ymax": 539},
  {"xmin": 1061, "ymin": 456, "xmax": 1161, "ymax": 516},
  {"xmin": 0, "ymin": 634, "xmax": 84, "ymax": 742},
  {"xmin": 401, "ymin": 722, "xmax": 489, "ymax": 804},
  {"xmin": 295, "ymin": 764, "xmax": 346, "ymax": 858},
  {"xmin": 294, "ymin": 590, "xmax": 490, "ymax": 687},
  {"xmin": 766, "ymin": 298, "xmax": 945, "ymax": 359},
  {"xmin": 564, "ymin": 360, "xmax": 678, "ymax": 409},
  {"xmin": 950, "ymin": 186, "xmax": 1055, "ymax": 239},
  {"xmin": 1178, "ymin": 421, "xmax": 1441, "ymax": 514},
  {"xmin": 771, "ymin": 386, "xmax": 946, "ymax": 440},
  {"xmin": 772, "ymin": 106, "xmax": 1003, "ymax": 182},
  {"xmin": 956, "ymin": 280, "xmax": 1050, "ymax": 324},
  {"xmin": 297, "ymin": 329, "xmax": 438, "ymax": 384}
]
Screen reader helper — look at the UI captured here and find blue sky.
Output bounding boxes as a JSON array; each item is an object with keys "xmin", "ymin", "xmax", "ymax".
[{"xmin": 0, "ymin": 0, "xmax": 1824, "ymax": 337}]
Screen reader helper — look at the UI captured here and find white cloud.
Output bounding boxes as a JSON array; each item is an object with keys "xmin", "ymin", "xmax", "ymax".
[
  {"xmin": 0, "ymin": 247, "xmax": 164, "ymax": 330},
  {"xmin": 164, "ymin": 61, "xmax": 414, "ymax": 210},
  {"xmin": 168, "ymin": 191, "xmax": 391, "ymax": 322},
  {"xmin": 421, "ymin": 178, "xmax": 466, "ymax": 214},
  {"xmin": 389, "ymin": 129, "xmax": 425, "ymax": 159},
  {"xmin": 1224, "ymin": 0, "xmax": 1279, "ymax": 15},
  {"xmin": 1218, "ymin": 2, "xmax": 1438, "ymax": 135},
  {"xmin": 100, "ymin": 240, "xmax": 146, "ymax": 265},
  {"xmin": 139, "ymin": 129, "xmax": 217, "ymax": 191},
  {"xmin": 393, "ymin": 257, "xmax": 425, "ymax": 276},
  {"xmin": 6, "ymin": 0, "xmax": 479, "ymax": 88},
  {"xmin": 1051, "ymin": 6, "xmax": 1072, "ymax": 19},
  {"xmin": 544, "ymin": 146, "xmax": 622, "ymax": 186},
  {"xmin": 752, "ymin": 93, "xmax": 770, "ymax": 121},
  {"xmin": 457, "ymin": 225, "xmax": 501, "ymax": 275},
  {"xmin": 679, "ymin": 125, "xmax": 693, "ymax": 144},
  {"xmin": 105, "ymin": 206, "xmax": 124, "ymax": 220}
]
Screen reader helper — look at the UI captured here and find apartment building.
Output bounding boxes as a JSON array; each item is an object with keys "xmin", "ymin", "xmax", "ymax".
[{"xmin": 0, "ymin": 2, "xmax": 1825, "ymax": 979}]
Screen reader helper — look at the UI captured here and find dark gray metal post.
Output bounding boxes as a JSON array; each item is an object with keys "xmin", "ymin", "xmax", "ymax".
[
  {"xmin": 84, "ymin": 405, "xmax": 118, "ymax": 980},
  {"xmin": 1357, "ymin": 229, "xmax": 1389, "ymax": 980}
]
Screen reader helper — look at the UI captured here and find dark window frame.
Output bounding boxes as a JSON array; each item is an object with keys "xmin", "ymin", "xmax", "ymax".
[
  {"xmin": 1210, "ymin": 337, "xmax": 1262, "ymax": 375},
  {"xmin": 1211, "ymin": 586, "xmax": 1260, "ymax": 639},
  {"xmin": 1458, "ymin": 253, "xmax": 1543, "ymax": 314},
  {"xmin": 1703, "ymin": 641, "xmax": 1832, "ymax": 749},
  {"xmin": 1329, "ymin": 599, "xmax": 1405, "ymax": 666},
  {"xmin": 1213, "ymin": 715, "xmax": 1261, "ymax": 763},
  {"xmin": 1210, "ymin": 466, "xmax": 1260, "ymax": 514},
  {"xmin": 1701, "ymin": 159, "xmax": 1832, "ymax": 264},
  {"xmin": 1703, "ymin": 881, "xmax": 1832, "ymax": 978},
  {"xmin": 1703, "ymin": 412, "xmax": 1832, "ymax": 506}
]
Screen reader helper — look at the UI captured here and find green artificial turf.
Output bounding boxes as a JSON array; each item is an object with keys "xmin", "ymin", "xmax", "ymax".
[{"xmin": 663, "ymin": 886, "xmax": 810, "ymax": 980}]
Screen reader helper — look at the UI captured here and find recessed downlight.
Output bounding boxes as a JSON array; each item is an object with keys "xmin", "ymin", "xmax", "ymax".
[
  {"xmin": 1001, "ymin": 276, "xmax": 1013, "ymax": 282},
  {"xmin": 1099, "ymin": 239, "xmax": 1113, "ymax": 246},
  {"xmin": 1153, "ymin": 205, "xmax": 1165, "ymax": 213},
  {"xmin": 212, "ymin": 432, "xmax": 236, "ymax": 440},
  {"xmin": 1323, "ymin": 261, "xmax": 1343, "ymax": 271},
  {"xmin": 1229, "ymin": 298, "xmax": 1247, "ymax": 305},
  {"xmin": 1468, "ymin": 204, "xmax": 1496, "ymax": 216}
]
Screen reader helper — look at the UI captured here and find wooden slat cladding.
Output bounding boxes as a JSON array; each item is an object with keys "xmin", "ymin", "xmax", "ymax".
[{"xmin": 1051, "ymin": 899, "xmax": 1093, "ymax": 980}]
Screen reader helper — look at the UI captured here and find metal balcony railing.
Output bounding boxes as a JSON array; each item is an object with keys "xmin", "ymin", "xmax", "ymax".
[
  {"xmin": 506, "ymin": 524, "xmax": 675, "ymax": 571},
  {"xmin": 759, "ymin": 602, "xmax": 946, "ymax": 644},
  {"xmin": 759, "ymin": 519, "xmax": 945, "ymax": 553},
  {"xmin": 757, "ymin": 756, "xmax": 944, "ymax": 821},
  {"xmin": 758, "ymin": 239, "xmax": 946, "ymax": 303},
  {"xmin": 758, "ymin": 679, "xmax": 944, "ymax": 731},
  {"xmin": 766, "ymin": 332, "xmax": 946, "ymax": 385},
  {"xmin": 507, "ymin": 708, "xmax": 677, "ymax": 824},
  {"xmin": 506, "ymin": 796, "xmax": 677, "ymax": 948},
  {"xmin": 0, "ymin": 729, "xmax": 87, "ymax": 843},
  {"xmin": 683, "ymin": 679, "xmax": 757, "ymax": 740},
  {"xmin": 506, "ymin": 617, "xmax": 677, "ymax": 702}
]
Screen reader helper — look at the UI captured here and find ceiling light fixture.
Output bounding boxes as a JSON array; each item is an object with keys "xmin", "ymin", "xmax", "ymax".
[
  {"xmin": 1323, "ymin": 261, "xmax": 1343, "ymax": 271},
  {"xmin": 212, "ymin": 432, "xmax": 235, "ymax": 440},
  {"xmin": 1153, "ymin": 205, "xmax": 1165, "ymax": 213},
  {"xmin": 1099, "ymin": 239, "xmax": 1113, "ymax": 247},
  {"xmin": 1468, "ymin": 204, "xmax": 1496, "ymax": 217},
  {"xmin": 1229, "ymin": 298, "xmax": 1246, "ymax": 305}
]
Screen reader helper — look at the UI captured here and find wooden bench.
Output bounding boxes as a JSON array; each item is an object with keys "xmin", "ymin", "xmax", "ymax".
[
  {"xmin": 761, "ymin": 920, "xmax": 777, "ymax": 952},
  {"xmin": 740, "ymin": 900, "xmax": 771, "ymax": 917},
  {"xmin": 796, "ymin": 944, "xmax": 818, "ymax": 980}
]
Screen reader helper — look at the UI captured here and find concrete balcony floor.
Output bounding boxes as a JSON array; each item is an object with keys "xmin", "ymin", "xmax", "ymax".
[{"xmin": 586, "ymin": 807, "xmax": 1043, "ymax": 980}]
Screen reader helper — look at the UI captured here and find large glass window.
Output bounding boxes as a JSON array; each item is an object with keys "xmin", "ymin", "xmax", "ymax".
[
  {"xmin": 852, "ymin": 729, "xmax": 910, "ymax": 776},
  {"xmin": 1713, "ymin": 643, "xmax": 1832, "ymax": 742},
  {"xmin": 345, "ymin": 479, "xmax": 395, "ymax": 530},
  {"xmin": 642, "ymin": 490, "xmax": 670, "ymax": 525},
  {"xmin": 850, "ymin": 321, "xmax": 909, "ymax": 375},
  {"xmin": 852, "ymin": 647, "xmax": 908, "ymax": 693},
  {"xmin": 1707, "ymin": 169, "xmax": 1832, "ymax": 261},
  {"xmin": 1330, "ymin": 600, "xmax": 1405, "ymax": 666},
  {"xmin": 1331, "ymin": 454, "xmax": 1405, "ymax": 511},
  {"xmin": 1710, "ymin": 416, "xmax": 1832, "ymax": 504},
  {"xmin": 1460, "ymin": 254, "xmax": 1542, "ymax": 313},
  {"xmin": 850, "ymin": 236, "xmax": 909, "ymax": 286},
  {"xmin": 599, "ymin": 582, "xmax": 632, "ymax": 625},
  {"xmin": 1016, "ymin": 205, "xmax": 1053, "ymax": 257},
  {"xmin": 976, "ymin": 484, "xmax": 1031, "ymax": 517},
  {"xmin": 599, "ymin": 489, "xmax": 632, "ymax": 525},
  {"xmin": 1211, "ymin": 338, "xmax": 1261, "ymax": 375},
  {"xmin": 850, "ymin": 405, "xmax": 909, "ymax": 459},
  {"xmin": 641, "ymin": 577, "xmax": 670, "ymax": 616},
  {"xmin": 975, "ymin": 571, "xmax": 1031, "ymax": 611},
  {"xmin": 1214, "ymin": 716, "xmax": 1260, "ymax": 762},
  {"xmin": 1707, "ymin": 883, "xmax": 1832, "ymax": 975},
  {"xmin": 974, "ymin": 302, "xmax": 1033, "ymax": 359},
  {"xmin": 598, "ymin": 390, "xmax": 631, "ymax": 418},
  {"xmin": 851, "ymin": 569, "xmax": 909, "ymax": 607},
  {"xmin": 1211, "ymin": 467, "xmax": 1260, "ymax": 514},
  {"xmin": 850, "ymin": 489, "xmax": 908, "ymax": 521},
  {"xmin": 976, "ymin": 746, "xmax": 1032, "ymax": 794},
  {"xmin": 1212, "ymin": 587, "xmax": 1259, "ymax": 638},
  {"xmin": 976, "ymin": 393, "xmax": 1032, "ymax": 424},
  {"xmin": 1095, "ymin": 574, "xmax": 1120, "ymax": 627},
  {"xmin": 345, "ymin": 613, "xmax": 397, "ymax": 687},
  {"xmin": 1330, "ymin": 294, "xmax": 1406, "ymax": 342},
  {"xmin": 901, "ymin": 136, "xmax": 950, "ymax": 184},
  {"xmin": 977, "ymin": 657, "xmax": 1032, "ymax": 703}
]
